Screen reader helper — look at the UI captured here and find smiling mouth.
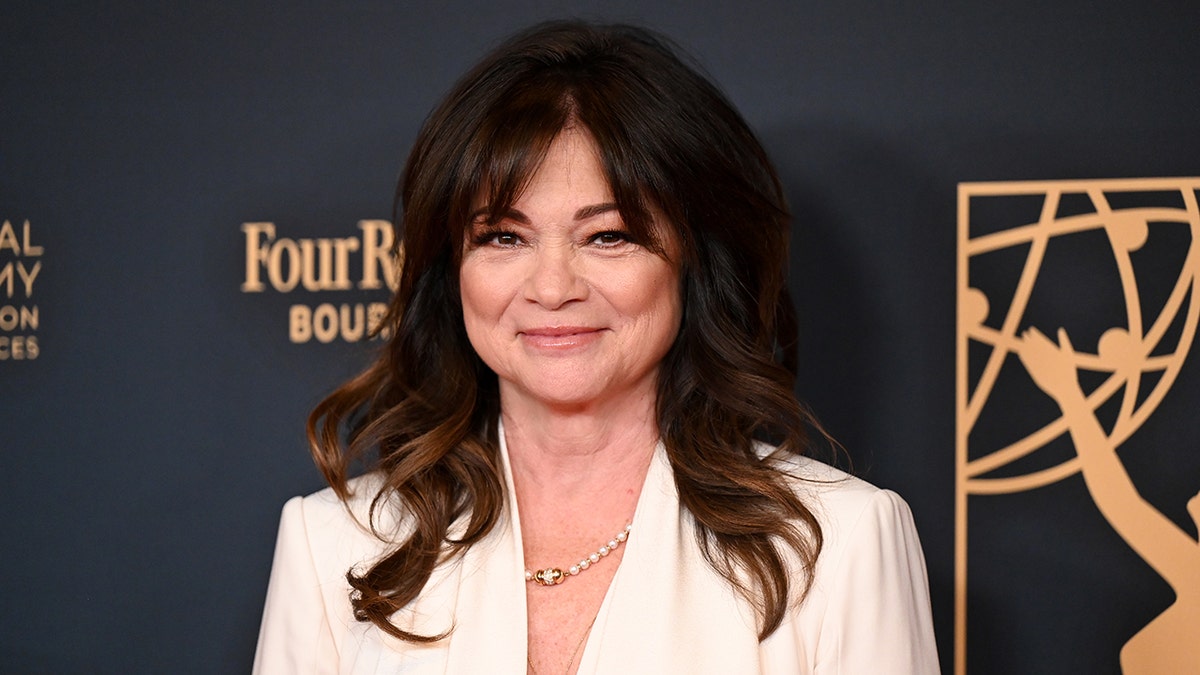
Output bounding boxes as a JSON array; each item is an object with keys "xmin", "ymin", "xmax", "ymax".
[
  {"xmin": 519, "ymin": 327, "xmax": 603, "ymax": 349},
  {"xmin": 522, "ymin": 326, "xmax": 598, "ymax": 337}
]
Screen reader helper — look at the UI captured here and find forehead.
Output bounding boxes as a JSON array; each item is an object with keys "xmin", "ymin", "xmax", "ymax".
[
  {"xmin": 520, "ymin": 129, "xmax": 610, "ymax": 194},
  {"xmin": 471, "ymin": 127, "xmax": 607, "ymax": 209}
]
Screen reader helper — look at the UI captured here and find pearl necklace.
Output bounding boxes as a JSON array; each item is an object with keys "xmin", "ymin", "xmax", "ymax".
[{"xmin": 524, "ymin": 524, "xmax": 632, "ymax": 586}]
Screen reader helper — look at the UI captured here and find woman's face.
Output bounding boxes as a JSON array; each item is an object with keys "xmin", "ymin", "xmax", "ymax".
[{"xmin": 459, "ymin": 128, "xmax": 682, "ymax": 412}]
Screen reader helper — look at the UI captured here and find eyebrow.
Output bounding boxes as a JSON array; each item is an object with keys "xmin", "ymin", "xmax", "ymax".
[
  {"xmin": 574, "ymin": 202, "xmax": 619, "ymax": 220},
  {"xmin": 469, "ymin": 202, "xmax": 619, "ymax": 224}
]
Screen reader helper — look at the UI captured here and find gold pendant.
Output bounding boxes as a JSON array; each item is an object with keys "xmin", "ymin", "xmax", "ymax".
[{"xmin": 533, "ymin": 567, "xmax": 565, "ymax": 586}]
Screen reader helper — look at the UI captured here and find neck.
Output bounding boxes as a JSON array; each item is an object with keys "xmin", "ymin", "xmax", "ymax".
[{"xmin": 500, "ymin": 388, "xmax": 660, "ymax": 511}]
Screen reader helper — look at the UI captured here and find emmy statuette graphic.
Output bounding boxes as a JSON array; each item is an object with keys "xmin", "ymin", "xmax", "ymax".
[{"xmin": 955, "ymin": 178, "xmax": 1200, "ymax": 674}]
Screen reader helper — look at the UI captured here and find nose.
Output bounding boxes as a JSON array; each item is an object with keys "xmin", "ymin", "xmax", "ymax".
[{"xmin": 523, "ymin": 245, "xmax": 586, "ymax": 309}]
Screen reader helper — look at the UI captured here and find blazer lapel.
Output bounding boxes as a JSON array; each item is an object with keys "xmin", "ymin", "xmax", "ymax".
[{"xmin": 582, "ymin": 444, "xmax": 763, "ymax": 674}]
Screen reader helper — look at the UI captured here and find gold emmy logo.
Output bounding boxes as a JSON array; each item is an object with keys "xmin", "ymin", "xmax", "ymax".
[{"xmin": 955, "ymin": 178, "xmax": 1200, "ymax": 674}]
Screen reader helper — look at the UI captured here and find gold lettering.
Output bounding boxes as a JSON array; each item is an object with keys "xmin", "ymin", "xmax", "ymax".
[
  {"xmin": 312, "ymin": 303, "xmax": 338, "ymax": 343},
  {"xmin": 244, "ymin": 222, "xmax": 398, "ymax": 295},
  {"xmin": 267, "ymin": 238, "xmax": 301, "ymax": 292},
  {"xmin": 339, "ymin": 303, "xmax": 365, "ymax": 341},
  {"xmin": 331, "ymin": 237, "xmax": 360, "ymax": 290},
  {"xmin": 299, "ymin": 240, "xmax": 322, "ymax": 291},
  {"xmin": 358, "ymin": 220, "xmax": 396, "ymax": 290},
  {"xmin": 241, "ymin": 222, "xmax": 275, "ymax": 292},
  {"xmin": 16, "ymin": 260, "xmax": 39, "ymax": 297},
  {"xmin": 368, "ymin": 302, "xmax": 390, "ymax": 339},
  {"xmin": 0, "ymin": 261, "xmax": 39, "ymax": 298},
  {"xmin": 0, "ymin": 221, "xmax": 17, "ymax": 254},
  {"xmin": 0, "ymin": 220, "xmax": 43, "ymax": 256},
  {"xmin": 0, "ymin": 305, "xmax": 40, "ymax": 331},
  {"xmin": 21, "ymin": 221, "xmax": 43, "ymax": 256},
  {"xmin": 300, "ymin": 239, "xmax": 353, "ymax": 292},
  {"xmin": 289, "ymin": 304, "xmax": 312, "ymax": 343},
  {"xmin": 0, "ymin": 305, "xmax": 17, "ymax": 331},
  {"xmin": 0, "ymin": 335, "xmax": 36, "ymax": 359},
  {"xmin": 290, "ymin": 302, "xmax": 388, "ymax": 343}
]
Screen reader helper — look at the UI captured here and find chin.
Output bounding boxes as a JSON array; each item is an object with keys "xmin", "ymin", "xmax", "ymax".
[
  {"xmin": 499, "ymin": 370, "xmax": 602, "ymax": 405},
  {"xmin": 527, "ymin": 386, "xmax": 608, "ymax": 410}
]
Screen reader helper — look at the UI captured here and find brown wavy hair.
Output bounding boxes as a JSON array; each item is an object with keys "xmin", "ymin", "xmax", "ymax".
[{"xmin": 308, "ymin": 20, "xmax": 824, "ymax": 642}]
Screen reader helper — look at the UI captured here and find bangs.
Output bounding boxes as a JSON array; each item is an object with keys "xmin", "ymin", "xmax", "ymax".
[{"xmin": 447, "ymin": 85, "xmax": 667, "ymax": 260}]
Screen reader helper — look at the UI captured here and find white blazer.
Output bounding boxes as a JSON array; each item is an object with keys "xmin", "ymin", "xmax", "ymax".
[{"xmin": 254, "ymin": 431, "xmax": 940, "ymax": 674}]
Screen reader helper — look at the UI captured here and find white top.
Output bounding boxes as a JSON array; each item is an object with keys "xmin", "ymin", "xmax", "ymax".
[{"xmin": 254, "ymin": 433, "xmax": 940, "ymax": 674}]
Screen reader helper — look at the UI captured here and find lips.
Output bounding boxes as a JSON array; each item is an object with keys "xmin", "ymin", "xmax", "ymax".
[
  {"xmin": 522, "ymin": 326, "xmax": 598, "ymax": 337},
  {"xmin": 519, "ymin": 326, "xmax": 604, "ymax": 350}
]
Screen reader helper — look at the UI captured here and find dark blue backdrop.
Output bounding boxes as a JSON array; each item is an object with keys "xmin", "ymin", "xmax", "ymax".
[{"xmin": 3, "ymin": 2, "xmax": 1198, "ymax": 672}]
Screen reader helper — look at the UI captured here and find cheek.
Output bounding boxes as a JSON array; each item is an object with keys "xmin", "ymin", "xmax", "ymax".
[
  {"xmin": 459, "ymin": 263, "xmax": 500, "ymax": 319},
  {"xmin": 655, "ymin": 288, "xmax": 684, "ymax": 344},
  {"xmin": 622, "ymin": 265, "xmax": 682, "ymax": 338},
  {"xmin": 459, "ymin": 262, "xmax": 519, "ymax": 364},
  {"xmin": 657, "ymin": 269, "xmax": 684, "ymax": 344},
  {"xmin": 459, "ymin": 266, "xmax": 494, "ymax": 343}
]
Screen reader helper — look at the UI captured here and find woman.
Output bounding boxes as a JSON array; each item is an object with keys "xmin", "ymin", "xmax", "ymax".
[{"xmin": 255, "ymin": 21, "xmax": 938, "ymax": 674}]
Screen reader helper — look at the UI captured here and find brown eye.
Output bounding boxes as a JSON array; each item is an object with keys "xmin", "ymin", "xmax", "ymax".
[
  {"xmin": 590, "ymin": 231, "xmax": 630, "ymax": 247},
  {"xmin": 471, "ymin": 229, "xmax": 522, "ymax": 247}
]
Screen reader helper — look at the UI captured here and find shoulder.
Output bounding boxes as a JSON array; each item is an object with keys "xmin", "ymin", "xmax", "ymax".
[
  {"xmin": 768, "ymin": 446, "xmax": 902, "ymax": 509},
  {"xmin": 765, "ymin": 450, "xmax": 910, "ymax": 536},
  {"xmin": 282, "ymin": 472, "xmax": 407, "ymax": 576},
  {"xmin": 291, "ymin": 472, "xmax": 388, "ymax": 528},
  {"xmin": 761, "ymin": 453, "xmax": 939, "ymax": 671},
  {"xmin": 255, "ymin": 473, "xmax": 404, "ymax": 671},
  {"xmin": 764, "ymin": 450, "xmax": 928, "ymax": 592}
]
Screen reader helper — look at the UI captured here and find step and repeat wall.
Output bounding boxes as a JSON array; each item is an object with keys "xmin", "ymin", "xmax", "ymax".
[{"xmin": 3, "ymin": 3, "xmax": 1197, "ymax": 673}]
